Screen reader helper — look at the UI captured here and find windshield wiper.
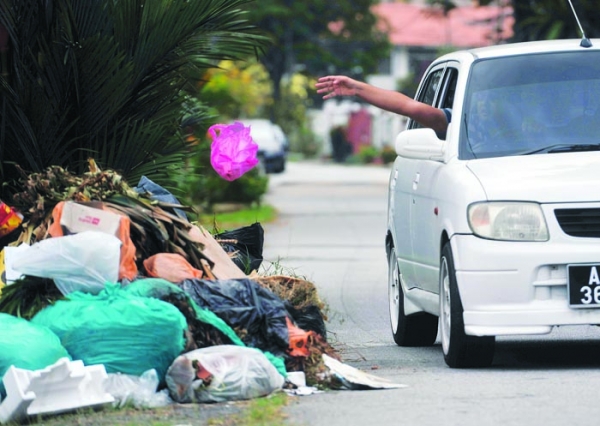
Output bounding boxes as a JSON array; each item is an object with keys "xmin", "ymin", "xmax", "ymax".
[{"xmin": 521, "ymin": 143, "xmax": 600, "ymax": 155}]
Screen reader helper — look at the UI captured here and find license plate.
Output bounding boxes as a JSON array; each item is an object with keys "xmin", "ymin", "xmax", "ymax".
[{"xmin": 568, "ymin": 264, "xmax": 600, "ymax": 308}]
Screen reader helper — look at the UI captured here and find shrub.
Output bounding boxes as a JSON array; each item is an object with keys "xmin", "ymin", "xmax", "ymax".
[
  {"xmin": 289, "ymin": 125, "xmax": 321, "ymax": 159},
  {"xmin": 203, "ymin": 168, "xmax": 269, "ymax": 207},
  {"xmin": 357, "ymin": 145, "xmax": 379, "ymax": 164},
  {"xmin": 380, "ymin": 145, "xmax": 397, "ymax": 164},
  {"xmin": 174, "ymin": 140, "xmax": 268, "ymax": 217}
]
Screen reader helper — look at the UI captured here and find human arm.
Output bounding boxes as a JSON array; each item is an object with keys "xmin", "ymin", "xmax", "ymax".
[{"xmin": 316, "ymin": 75, "xmax": 449, "ymax": 135}]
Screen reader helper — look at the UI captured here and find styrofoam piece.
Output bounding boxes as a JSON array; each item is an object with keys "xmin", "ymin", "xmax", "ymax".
[
  {"xmin": 286, "ymin": 371, "xmax": 306, "ymax": 387},
  {"xmin": 0, "ymin": 357, "xmax": 114, "ymax": 424}
]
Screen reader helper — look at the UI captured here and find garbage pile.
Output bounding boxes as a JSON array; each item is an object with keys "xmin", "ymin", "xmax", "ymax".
[{"xmin": 0, "ymin": 163, "xmax": 345, "ymax": 423}]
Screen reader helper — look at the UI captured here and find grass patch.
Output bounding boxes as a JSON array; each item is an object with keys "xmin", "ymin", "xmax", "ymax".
[
  {"xmin": 209, "ymin": 392, "xmax": 290, "ymax": 426},
  {"xmin": 198, "ymin": 204, "xmax": 277, "ymax": 232}
]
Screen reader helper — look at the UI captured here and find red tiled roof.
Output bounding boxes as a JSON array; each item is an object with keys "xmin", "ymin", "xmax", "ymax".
[{"xmin": 373, "ymin": 2, "xmax": 514, "ymax": 48}]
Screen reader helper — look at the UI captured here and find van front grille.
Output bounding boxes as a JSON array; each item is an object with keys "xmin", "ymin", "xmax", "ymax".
[{"xmin": 555, "ymin": 208, "xmax": 600, "ymax": 238}]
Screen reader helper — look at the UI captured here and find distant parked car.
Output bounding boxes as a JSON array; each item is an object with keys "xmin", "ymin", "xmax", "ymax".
[
  {"xmin": 272, "ymin": 123, "xmax": 290, "ymax": 153},
  {"xmin": 235, "ymin": 119, "xmax": 287, "ymax": 174},
  {"xmin": 386, "ymin": 38, "xmax": 600, "ymax": 369}
]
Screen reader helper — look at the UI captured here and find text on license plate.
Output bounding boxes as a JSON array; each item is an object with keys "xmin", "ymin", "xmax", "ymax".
[{"xmin": 568, "ymin": 264, "xmax": 600, "ymax": 308}]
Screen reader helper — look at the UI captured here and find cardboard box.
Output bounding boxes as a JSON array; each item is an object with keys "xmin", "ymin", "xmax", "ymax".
[{"xmin": 60, "ymin": 202, "xmax": 121, "ymax": 236}]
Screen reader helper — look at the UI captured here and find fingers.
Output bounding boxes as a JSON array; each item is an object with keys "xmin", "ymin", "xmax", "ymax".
[
  {"xmin": 315, "ymin": 76, "xmax": 334, "ymax": 89},
  {"xmin": 317, "ymin": 76, "xmax": 336, "ymax": 83},
  {"xmin": 315, "ymin": 76, "xmax": 339, "ymax": 98}
]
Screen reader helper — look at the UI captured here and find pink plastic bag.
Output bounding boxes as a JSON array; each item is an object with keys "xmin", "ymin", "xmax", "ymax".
[{"xmin": 208, "ymin": 122, "xmax": 259, "ymax": 181}]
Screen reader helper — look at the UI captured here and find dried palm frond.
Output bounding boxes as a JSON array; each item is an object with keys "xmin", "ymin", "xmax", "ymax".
[
  {"xmin": 9, "ymin": 164, "xmax": 141, "ymax": 245},
  {"xmin": 255, "ymin": 275, "xmax": 326, "ymax": 314},
  {"xmin": 7, "ymin": 163, "xmax": 208, "ymax": 273}
]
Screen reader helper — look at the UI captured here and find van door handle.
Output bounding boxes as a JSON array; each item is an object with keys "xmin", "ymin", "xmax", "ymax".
[{"xmin": 412, "ymin": 172, "xmax": 420, "ymax": 190}]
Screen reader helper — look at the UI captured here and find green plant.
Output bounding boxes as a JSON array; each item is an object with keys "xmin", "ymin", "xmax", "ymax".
[
  {"xmin": 259, "ymin": 256, "xmax": 306, "ymax": 279},
  {"xmin": 0, "ymin": 0, "xmax": 268, "ymax": 198},
  {"xmin": 202, "ymin": 167, "xmax": 269, "ymax": 209},
  {"xmin": 173, "ymin": 133, "xmax": 269, "ymax": 215},
  {"xmin": 290, "ymin": 124, "xmax": 321, "ymax": 158},
  {"xmin": 200, "ymin": 60, "xmax": 273, "ymax": 121},
  {"xmin": 357, "ymin": 145, "xmax": 379, "ymax": 164},
  {"xmin": 380, "ymin": 144, "xmax": 397, "ymax": 164}
]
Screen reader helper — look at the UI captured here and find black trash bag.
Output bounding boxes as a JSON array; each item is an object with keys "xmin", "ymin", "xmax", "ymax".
[
  {"xmin": 215, "ymin": 223, "xmax": 264, "ymax": 274},
  {"xmin": 286, "ymin": 304, "xmax": 327, "ymax": 341},
  {"xmin": 180, "ymin": 278, "xmax": 289, "ymax": 356}
]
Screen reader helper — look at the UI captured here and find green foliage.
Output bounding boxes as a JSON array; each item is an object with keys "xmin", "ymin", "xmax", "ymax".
[
  {"xmin": 380, "ymin": 144, "xmax": 397, "ymax": 164},
  {"xmin": 273, "ymin": 75, "xmax": 311, "ymax": 132},
  {"xmin": 428, "ymin": 1, "xmax": 600, "ymax": 42},
  {"xmin": 243, "ymin": 0, "xmax": 391, "ymax": 114},
  {"xmin": 356, "ymin": 145, "xmax": 379, "ymax": 164},
  {"xmin": 273, "ymin": 74, "xmax": 321, "ymax": 157},
  {"xmin": 289, "ymin": 124, "xmax": 321, "ymax": 158},
  {"xmin": 203, "ymin": 167, "xmax": 269, "ymax": 207},
  {"xmin": 200, "ymin": 60, "xmax": 273, "ymax": 121},
  {"xmin": 510, "ymin": 0, "xmax": 600, "ymax": 41},
  {"xmin": 174, "ymin": 138, "xmax": 269, "ymax": 215},
  {"xmin": 0, "ymin": 0, "xmax": 268, "ymax": 197}
]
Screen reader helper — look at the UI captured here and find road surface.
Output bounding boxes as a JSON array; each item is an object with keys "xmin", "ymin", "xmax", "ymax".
[{"xmin": 261, "ymin": 160, "xmax": 600, "ymax": 426}]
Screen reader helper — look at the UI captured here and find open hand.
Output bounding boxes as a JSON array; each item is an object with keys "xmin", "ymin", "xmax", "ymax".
[{"xmin": 315, "ymin": 75, "xmax": 357, "ymax": 100}]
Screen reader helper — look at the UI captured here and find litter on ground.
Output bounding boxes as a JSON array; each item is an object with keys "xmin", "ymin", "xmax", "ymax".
[{"xmin": 0, "ymin": 165, "xmax": 405, "ymax": 424}]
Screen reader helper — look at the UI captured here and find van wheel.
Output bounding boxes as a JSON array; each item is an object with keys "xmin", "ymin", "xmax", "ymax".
[
  {"xmin": 439, "ymin": 243, "xmax": 495, "ymax": 368},
  {"xmin": 388, "ymin": 247, "xmax": 438, "ymax": 346}
]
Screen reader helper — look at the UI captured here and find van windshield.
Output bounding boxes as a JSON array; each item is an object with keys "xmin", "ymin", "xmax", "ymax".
[{"xmin": 461, "ymin": 50, "xmax": 600, "ymax": 159}]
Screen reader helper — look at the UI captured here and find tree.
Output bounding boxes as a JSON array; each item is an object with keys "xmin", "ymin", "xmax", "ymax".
[
  {"xmin": 200, "ymin": 60, "xmax": 272, "ymax": 121},
  {"xmin": 0, "ymin": 0, "xmax": 268, "ymax": 196},
  {"xmin": 510, "ymin": 0, "xmax": 600, "ymax": 41},
  {"xmin": 244, "ymin": 0, "xmax": 390, "ymax": 116},
  {"xmin": 429, "ymin": 0, "xmax": 600, "ymax": 42}
]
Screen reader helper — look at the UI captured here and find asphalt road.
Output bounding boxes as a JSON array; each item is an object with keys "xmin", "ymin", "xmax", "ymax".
[{"xmin": 261, "ymin": 160, "xmax": 600, "ymax": 426}]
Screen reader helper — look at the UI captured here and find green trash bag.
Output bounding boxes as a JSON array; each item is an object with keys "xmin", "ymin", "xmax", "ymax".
[
  {"xmin": 123, "ymin": 278, "xmax": 287, "ymax": 377},
  {"xmin": 31, "ymin": 283, "xmax": 187, "ymax": 382},
  {"xmin": 0, "ymin": 313, "xmax": 70, "ymax": 397},
  {"xmin": 123, "ymin": 278, "xmax": 244, "ymax": 345}
]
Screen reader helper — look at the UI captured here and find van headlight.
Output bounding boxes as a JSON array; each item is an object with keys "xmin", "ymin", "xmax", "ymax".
[{"xmin": 468, "ymin": 202, "xmax": 549, "ymax": 241}]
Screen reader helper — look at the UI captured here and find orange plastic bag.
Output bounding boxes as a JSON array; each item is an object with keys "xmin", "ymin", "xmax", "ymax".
[
  {"xmin": 286, "ymin": 317, "xmax": 313, "ymax": 358},
  {"xmin": 143, "ymin": 253, "xmax": 203, "ymax": 283},
  {"xmin": 48, "ymin": 201, "xmax": 138, "ymax": 281}
]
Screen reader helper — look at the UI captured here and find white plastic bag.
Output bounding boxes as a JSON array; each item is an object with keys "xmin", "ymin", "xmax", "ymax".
[
  {"xmin": 165, "ymin": 345, "xmax": 285, "ymax": 403},
  {"xmin": 104, "ymin": 369, "xmax": 172, "ymax": 408},
  {"xmin": 12, "ymin": 231, "xmax": 121, "ymax": 295}
]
